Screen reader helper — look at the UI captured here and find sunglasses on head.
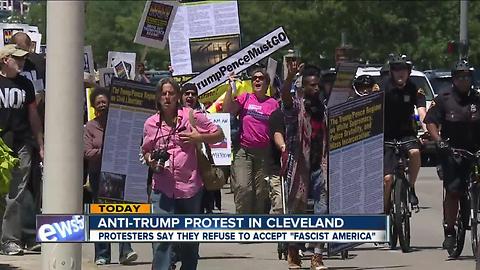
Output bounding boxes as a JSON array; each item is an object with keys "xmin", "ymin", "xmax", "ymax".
[{"xmin": 252, "ymin": 75, "xmax": 265, "ymax": 81}]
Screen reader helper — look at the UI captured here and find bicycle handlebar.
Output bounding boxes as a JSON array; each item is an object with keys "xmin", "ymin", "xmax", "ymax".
[
  {"xmin": 384, "ymin": 139, "xmax": 419, "ymax": 148},
  {"xmin": 451, "ymin": 148, "xmax": 480, "ymax": 160}
]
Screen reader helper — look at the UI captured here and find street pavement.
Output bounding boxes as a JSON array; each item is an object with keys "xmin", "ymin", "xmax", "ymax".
[{"xmin": 0, "ymin": 167, "xmax": 476, "ymax": 269}]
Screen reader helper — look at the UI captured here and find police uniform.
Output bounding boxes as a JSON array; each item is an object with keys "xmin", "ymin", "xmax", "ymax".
[
  {"xmin": 424, "ymin": 87, "xmax": 480, "ymax": 192},
  {"xmin": 382, "ymin": 77, "xmax": 426, "ymax": 175}
]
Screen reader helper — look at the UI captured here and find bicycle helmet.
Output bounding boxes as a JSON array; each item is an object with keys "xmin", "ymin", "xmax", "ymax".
[
  {"xmin": 388, "ymin": 54, "xmax": 412, "ymax": 70},
  {"xmin": 451, "ymin": 59, "xmax": 474, "ymax": 77},
  {"xmin": 352, "ymin": 75, "xmax": 375, "ymax": 97}
]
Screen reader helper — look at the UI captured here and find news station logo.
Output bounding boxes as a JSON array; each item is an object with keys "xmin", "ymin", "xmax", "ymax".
[{"xmin": 36, "ymin": 215, "xmax": 86, "ymax": 242}]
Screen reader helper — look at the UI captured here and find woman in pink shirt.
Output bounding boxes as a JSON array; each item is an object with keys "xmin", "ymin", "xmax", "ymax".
[
  {"xmin": 142, "ymin": 78, "xmax": 223, "ymax": 270},
  {"xmin": 223, "ymin": 68, "xmax": 279, "ymax": 214}
]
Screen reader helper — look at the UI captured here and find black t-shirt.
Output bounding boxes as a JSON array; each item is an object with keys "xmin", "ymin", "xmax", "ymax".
[
  {"xmin": 21, "ymin": 52, "xmax": 46, "ymax": 93},
  {"xmin": 424, "ymin": 87, "xmax": 480, "ymax": 152},
  {"xmin": 269, "ymin": 108, "xmax": 286, "ymax": 169},
  {"xmin": 0, "ymin": 75, "xmax": 36, "ymax": 142},
  {"xmin": 381, "ymin": 77, "xmax": 426, "ymax": 139}
]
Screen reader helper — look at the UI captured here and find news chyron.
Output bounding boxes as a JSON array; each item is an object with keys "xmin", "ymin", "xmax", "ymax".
[{"xmin": 36, "ymin": 215, "xmax": 86, "ymax": 242}]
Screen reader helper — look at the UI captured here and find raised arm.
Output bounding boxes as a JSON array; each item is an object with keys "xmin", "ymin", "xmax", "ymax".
[{"xmin": 222, "ymin": 72, "xmax": 241, "ymax": 116}]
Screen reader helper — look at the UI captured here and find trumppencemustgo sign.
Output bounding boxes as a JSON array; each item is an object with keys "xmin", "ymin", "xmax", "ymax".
[{"xmin": 188, "ymin": 27, "xmax": 290, "ymax": 96}]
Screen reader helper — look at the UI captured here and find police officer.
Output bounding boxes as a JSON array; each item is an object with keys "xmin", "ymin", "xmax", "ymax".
[
  {"xmin": 424, "ymin": 60, "xmax": 480, "ymax": 254},
  {"xmin": 381, "ymin": 54, "xmax": 426, "ymax": 214}
]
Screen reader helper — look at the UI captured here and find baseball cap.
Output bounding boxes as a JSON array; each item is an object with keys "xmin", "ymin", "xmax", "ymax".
[{"xmin": 0, "ymin": 44, "xmax": 29, "ymax": 59}]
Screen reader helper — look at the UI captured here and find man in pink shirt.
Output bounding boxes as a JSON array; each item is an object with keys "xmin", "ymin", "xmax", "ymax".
[
  {"xmin": 223, "ymin": 68, "xmax": 279, "ymax": 214},
  {"xmin": 142, "ymin": 78, "xmax": 223, "ymax": 270}
]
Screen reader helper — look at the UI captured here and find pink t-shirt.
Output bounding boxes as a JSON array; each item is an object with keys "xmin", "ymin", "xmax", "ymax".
[
  {"xmin": 142, "ymin": 107, "xmax": 219, "ymax": 199},
  {"xmin": 236, "ymin": 93, "xmax": 279, "ymax": 149}
]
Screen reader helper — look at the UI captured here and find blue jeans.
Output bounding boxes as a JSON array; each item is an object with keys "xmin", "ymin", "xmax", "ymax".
[
  {"xmin": 310, "ymin": 169, "xmax": 327, "ymax": 215},
  {"xmin": 95, "ymin": 242, "xmax": 133, "ymax": 262},
  {"xmin": 151, "ymin": 189, "xmax": 203, "ymax": 270}
]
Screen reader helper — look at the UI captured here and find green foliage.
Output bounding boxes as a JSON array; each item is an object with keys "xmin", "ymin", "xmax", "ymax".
[
  {"xmin": 22, "ymin": 1, "xmax": 480, "ymax": 70},
  {"xmin": 0, "ymin": 131, "xmax": 17, "ymax": 194}
]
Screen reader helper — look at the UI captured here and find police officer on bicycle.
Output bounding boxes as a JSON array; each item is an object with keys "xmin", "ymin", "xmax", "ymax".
[
  {"xmin": 381, "ymin": 54, "xmax": 427, "ymax": 214},
  {"xmin": 424, "ymin": 60, "xmax": 480, "ymax": 252}
]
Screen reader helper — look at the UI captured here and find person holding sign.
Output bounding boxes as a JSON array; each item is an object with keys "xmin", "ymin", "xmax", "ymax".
[
  {"xmin": 281, "ymin": 62, "xmax": 329, "ymax": 270},
  {"xmin": 223, "ymin": 68, "xmax": 279, "ymax": 215},
  {"xmin": 142, "ymin": 78, "xmax": 224, "ymax": 270},
  {"xmin": 84, "ymin": 88, "xmax": 138, "ymax": 265},
  {"xmin": 0, "ymin": 44, "xmax": 43, "ymax": 256}
]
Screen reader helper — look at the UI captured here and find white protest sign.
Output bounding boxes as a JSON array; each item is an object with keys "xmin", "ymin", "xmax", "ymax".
[
  {"xmin": 168, "ymin": 0, "xmax": 240, "ymax": 76},
  {"xmin": 267, "ymin": 57, "xmax": 278, "ymax": 86},
  {"xmin": 188, "ymin": 27, "xmax": 290, "ymax": 96},
  {"xmin": 27, "ymin": 25, "xmax": 39, "ymax": 33},
  {"xmin": 84, "ymin": 45, "xmax": 95, "ymax": 75},
  {"xmin": 134, "ymin": 0, "xmax": 179, "ymax": 49},
  {"xmin": 28, "ymin": 32, "xmax": 41, "ymax": 53},
  {"xmin": 107, "ymin": 51, "xmax": 136, "ymax": 80},
  {"xmin": 99, "ymin": 67, "xmax": 115, "ymax": 88},
  {"xmin": 206, "ymin": 113, "xmax": 231, "ymax": 166}
]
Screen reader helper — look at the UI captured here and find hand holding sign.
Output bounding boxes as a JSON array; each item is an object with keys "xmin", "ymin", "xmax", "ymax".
[{"xmin": 179, "ymin": 128, "xmax": 203, "ymax": 144}]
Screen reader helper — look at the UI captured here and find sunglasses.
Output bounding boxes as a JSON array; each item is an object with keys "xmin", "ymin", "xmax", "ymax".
[
  {"xmin": 184, "ymin": 91, "xmax": 198, "ymax": 97},
  {"xmin": 390, "ymin": 66, "xmax": 408, "ymax": 71},
  {"xmin": 252, "ymin": 75, "xmax": 265, "ymax": 81}
]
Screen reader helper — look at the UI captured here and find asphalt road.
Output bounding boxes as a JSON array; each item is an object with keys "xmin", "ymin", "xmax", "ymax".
[{"xmin": 0, "ymin": 167, "xmax": 476, "ymax": 270}]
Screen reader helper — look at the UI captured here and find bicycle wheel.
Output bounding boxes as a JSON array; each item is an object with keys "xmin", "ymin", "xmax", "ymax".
[
  {"xmin": 470, "ymin": 182, "xmax": 480, "ymax": 259},
  {"xmin": 394, "ymin": 175, "xmax": 410, "ymax": 252},
  {"xmin": 448, "ymin": 195, "xmax": 469, "ymax": 258}
]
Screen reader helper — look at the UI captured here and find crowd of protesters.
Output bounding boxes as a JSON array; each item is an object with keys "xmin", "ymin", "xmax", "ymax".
[{"xmin": 0, "ymin": 26, "xmax": 444, "ymax": 270}]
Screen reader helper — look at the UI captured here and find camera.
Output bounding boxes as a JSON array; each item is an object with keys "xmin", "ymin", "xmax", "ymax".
[{"xmin": 151, "ymin": 149, "xmax": 171, "ymax": 171}]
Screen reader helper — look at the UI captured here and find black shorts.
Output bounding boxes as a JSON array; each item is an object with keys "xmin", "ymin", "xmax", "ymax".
[
  {"xmin": 439, "ymin": 154, "xmax": 471, "ymax": 193},
  {"xmin": 384, "ymin": 136, "xmax": 420, "ymax": 176}
]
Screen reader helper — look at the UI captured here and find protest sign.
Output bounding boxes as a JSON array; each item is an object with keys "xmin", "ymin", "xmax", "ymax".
[
  {"xmin": 112, "ymin": 59, "xmax": 130, "ymax": 80},
  {"xmin": 327, "ymin": 62, "xmax": 359, "ymax": 108},
  {"xmin": 85, "ymin": 88, "xmax": 96, "ymax": 121},
  {"xmin": 134, "ymin": 0, "xmax": 179, "ymax": 49},
  {"xmin": 327, "ymin": 91, "xmax": 384, "ymax": 255},
  {"xmin": 0, "ymin": 23, "xmax": 27, "ymax": 46},
  {"xmin": 107, "ymin": 51, "xmax": 136, "ymax": 80},
  {"xmin": 99, "ymin": 78, "xmax": 157, "ymax": 203},
  {"xmin": 27, "ymin": 32, "xmax": 41, "ymax": 53},
  {"xmin": 27, "ymin": 25, "xmax": 39, "ymax": 33},
  {"xmin": 187, "ymin": 27, "xmax": 290, "ymax": 96},
  {"xmin": 98, "ymin": 67, "xmax": 115, "ymax": 88},
  {"xmin": 169, "ymin": 0, "xmax": 241, "ymax": 75},
  {"xmin": 84, "ymin": 45, "xmax": 95, "ymax": 75},
  {"xmin": 206, "ymin": 113, "xmax": 231, "ymax": 166}
]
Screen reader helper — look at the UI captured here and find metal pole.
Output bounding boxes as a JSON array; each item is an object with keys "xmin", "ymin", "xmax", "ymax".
[
  {"xmin": 42, "ymin": 1, "xmax": 84, "ymax": 270},
  {"xmin": 459, "ymin": 0, "xmax": 468, "ymax": 60}
]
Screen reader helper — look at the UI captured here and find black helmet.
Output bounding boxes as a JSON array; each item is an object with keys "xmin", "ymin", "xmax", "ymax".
[
  {"xmin": 353, "ymin": 75, "xmax": 376, "ymax": 97},
  {"xmin": 452, "ymin": 59, "xmax": 474, "ymax": 76},
  {"xmin": 388, "ymin": 54, "xmax": 412, "ymax": 70},
  {"xmin": 353, "ymin": 75, "xmax": 375, "ymax": 87}
]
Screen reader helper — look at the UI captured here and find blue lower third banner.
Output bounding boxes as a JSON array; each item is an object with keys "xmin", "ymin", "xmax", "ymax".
[
  {"xmin": 36, "ymin": 215, "xmax": 86, "ymax": 242},
  {"xmin": 87, "ymin": 215, "xmax": 389, "ymax": 243}
]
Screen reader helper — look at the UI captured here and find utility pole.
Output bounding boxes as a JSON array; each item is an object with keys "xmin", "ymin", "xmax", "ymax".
[
  {"xmin": 459, "ymin": 0, "xmax": 468, "ymax": 60},
  {"xmin": 42, "ymin": 1, "xmax": 84, "ymax": 270}
]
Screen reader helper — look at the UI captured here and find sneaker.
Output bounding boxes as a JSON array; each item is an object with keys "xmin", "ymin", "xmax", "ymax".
[
  {"xmin": 95, "ymin": 258, "xmax": 108, "ymax": 265},
  {"xmin": 443, "ymin": 229, "xmax": 456, "ymax": 253},
  {"xmin": 119, "ymin": 251, "xmax": 138, "ymax": 265},
  {"xmin": 310, "ymin": 254, "xmax": 328, "ymax": 270},
  {"xmin": 409, "ymin": 190, "xmax": 419, "ymax": 206},
  {"xmin": 25, "ymin": 239, "xmax": 41, "ymax": 252},
  {"xmin": 1, "ymin": 242, "xmax": 24, "ymax": 256},
  {"xmin": 287, "ymin": 246, "xmax": 301, "ymax": 269}
]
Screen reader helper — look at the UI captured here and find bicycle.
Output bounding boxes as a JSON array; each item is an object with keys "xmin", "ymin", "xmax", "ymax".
[
  {"xmin": 442, "ymin": 148, "xmax": 480, "ymax": 259},
  {"xmin": 385, "ymin": 139, "xmax": 420, "ymax": 253}
]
